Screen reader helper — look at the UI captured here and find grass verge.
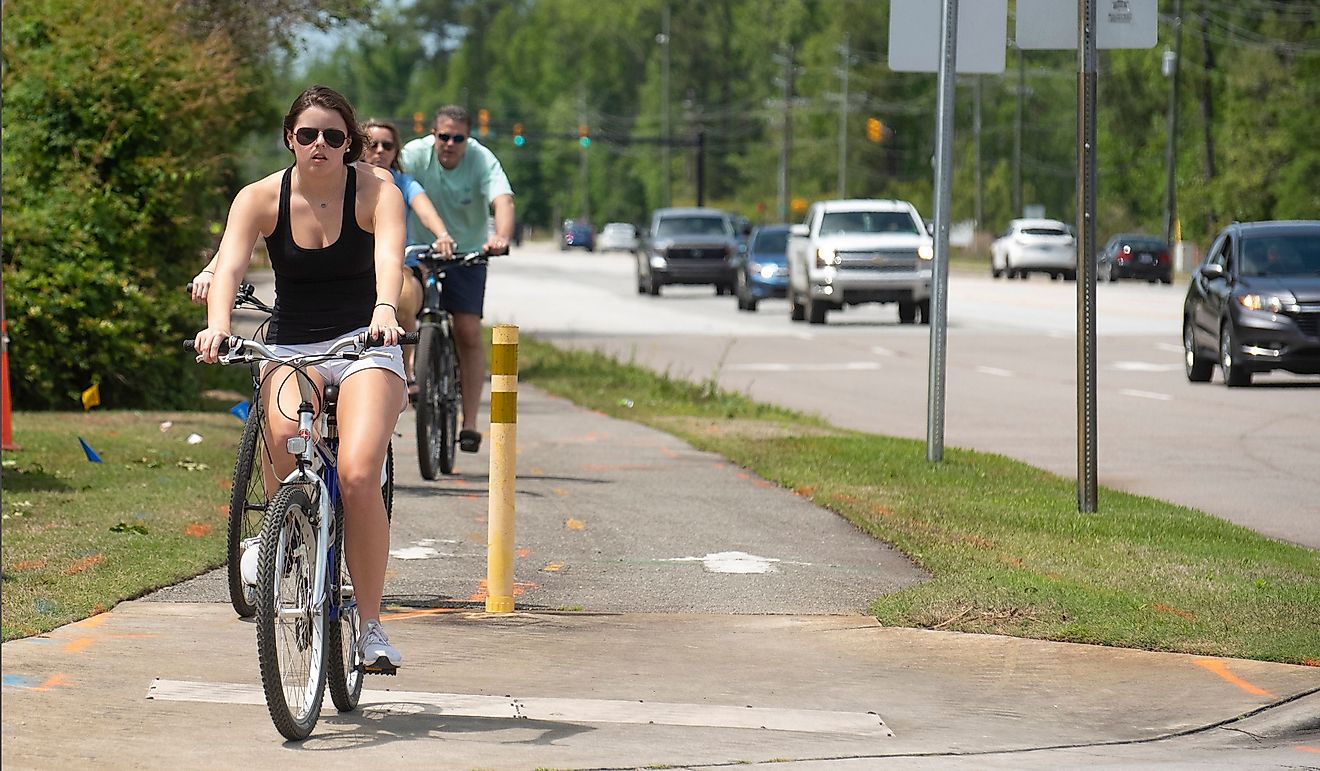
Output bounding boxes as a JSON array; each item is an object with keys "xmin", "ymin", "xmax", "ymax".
[
  {"xmin": 2, "ymin": 411, "xmax": 242, "ymax": 640},
  {"xmin": 517, "ymin": 337, "xmax": 1320, "ymax": 665}
]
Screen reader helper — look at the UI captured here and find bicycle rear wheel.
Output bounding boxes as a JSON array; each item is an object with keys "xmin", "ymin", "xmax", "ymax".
[
  {"xmin": 382, "ymin": 441, "xmax": 394, "ymax": 521},
  {"xmin": 255, "ymin": 484, "xmax": 328, "ymax": 741},
  {"xmin": 325, "ymin": 499, "xmax": 362, "ymax": 712},
  {"xmin": 227, "ymin": 406, "xmax": 267, "ymax": 618},
  {"xmin": 415, "ymin": 325, "xmax": 445, "ymax": 479}
]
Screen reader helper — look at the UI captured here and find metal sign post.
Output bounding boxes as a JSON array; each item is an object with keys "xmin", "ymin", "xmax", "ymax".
[
  {"xmin": 926, "ymin": 0, "xmax": 960, "ymax": 463},
  {"xmin": 1076, "ymin": 0, "xmax": 1099, "ymax": 512}
]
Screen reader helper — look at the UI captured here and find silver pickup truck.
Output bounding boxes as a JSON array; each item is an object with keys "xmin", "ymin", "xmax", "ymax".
[{"xmin": 786, "ymin": 199, "xmax": 934, "ymax": 325}]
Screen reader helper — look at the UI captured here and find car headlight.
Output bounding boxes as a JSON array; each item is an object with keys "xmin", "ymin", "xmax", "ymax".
[
  {"xmin": 650, "ymin": 254, "xmax": 667, "ymax": 269},
  {"xmin": 758, "ymin": 264, "xmax": 778, "ymax": 279},
  {"xmin": 815, "ymin": 247, "xmax": 838, "ymax": 268},
  {"xmin": 918, "ymin": 244, "xmax": 934, "ymax": 260},
  {"xmin": 1237, "ymin": 293, "xmax": 1288, "ymax": 313}
]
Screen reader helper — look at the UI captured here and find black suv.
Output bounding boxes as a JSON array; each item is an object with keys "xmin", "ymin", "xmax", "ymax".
[
  {"xmin": 636, "ymin": 207, "xmax": 739, "ymax": 296},
  {"xmin": 1183, "ymin": 220, "xmax": 1320, "ymax": 386}
]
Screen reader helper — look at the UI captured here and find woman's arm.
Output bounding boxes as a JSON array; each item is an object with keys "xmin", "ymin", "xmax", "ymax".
[
  {"xmin": 370, "ymin": 178, "xmax": 407, "ymax": 345},
  {"xmin": 191, "ymin": 254, "xmax": 220, "ymax": 304},
  {"xmin": 195, "ymin": 184, "xmax": 266, "ymax": 362}
]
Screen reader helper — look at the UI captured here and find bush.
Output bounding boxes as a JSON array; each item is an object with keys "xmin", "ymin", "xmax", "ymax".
[{"xmin": 2, "ymin": 0, "xmax": 253, "ymax": 409}]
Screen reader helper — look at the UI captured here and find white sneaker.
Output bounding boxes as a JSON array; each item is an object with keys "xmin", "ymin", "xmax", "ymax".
[
  {"xmin": 239, "ymin": 538, "xmax": 260, "ymax": 604},
  {"xmin": 359, "ymin": 620, "xmax": 401, "ymax": 675}
]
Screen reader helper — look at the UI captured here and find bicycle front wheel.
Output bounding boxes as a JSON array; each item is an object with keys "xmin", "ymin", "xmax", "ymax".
[
  {"xmin": 325, "ymin": 499, "xmax": 363, "ymax": 712},
  {"xmin": 437, "ymin": 329, "xmax": 460, "ymax": 475},
  {"xmin": 227, "ymin": 406, "xmax": 267, "ymax": 618},
  {"xmin": 415, "ymin": 325, "xmax": 445, "ymax": 479},
  {"xmin": 255, "ymin": 485, "xmax": 328, "ymax": 741}
]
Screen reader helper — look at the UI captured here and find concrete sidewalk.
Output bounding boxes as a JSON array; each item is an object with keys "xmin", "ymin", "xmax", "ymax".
[{"xmin": 3, "ymin": 386, "xmax": 1318, "ymax": 769}]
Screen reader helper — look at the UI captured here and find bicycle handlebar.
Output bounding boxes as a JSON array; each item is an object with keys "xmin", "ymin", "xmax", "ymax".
[
  {"xmin": 185, "ymin": 330, "xmax": 420, "ymax": 359},
  {"xmin": 404, "ymin": 245, "xmax": 507, "ymax": 267}
]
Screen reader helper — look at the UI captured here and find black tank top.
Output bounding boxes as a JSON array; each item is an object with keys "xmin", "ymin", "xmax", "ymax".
[{"xmin": 264, "ymin": 166, "xmax": 375, "ymax": 344}]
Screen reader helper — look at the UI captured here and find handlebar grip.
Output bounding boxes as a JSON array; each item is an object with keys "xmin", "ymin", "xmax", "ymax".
[
  {"xmin": 184, "ymin": 338, "xmax": 231, "ymax": 354},
  {"xmin": 362, "ymin": 331, "xmax": 420, "ymax": 348}
]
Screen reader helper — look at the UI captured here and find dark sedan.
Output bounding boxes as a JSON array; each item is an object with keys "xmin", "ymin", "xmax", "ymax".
[
  {"xmin": 1097, "ymin": 233, "xmax": 1172, "ymax": 283},
  {"xmin": 734, "ymin": 224, "xmax": 791, "ymax": 311},
  {"xmin": 1183, "ymin": 220, "xmax": 1320, "ymax": 386}
]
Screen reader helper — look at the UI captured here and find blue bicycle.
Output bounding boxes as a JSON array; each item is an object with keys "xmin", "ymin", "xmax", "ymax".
[{"xmin": 188, "ymin": 330, "xmax": 413, "ymax": 740}]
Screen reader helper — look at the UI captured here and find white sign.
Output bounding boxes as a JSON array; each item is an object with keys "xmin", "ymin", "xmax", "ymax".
[
  {"xmin": 888, "ymin": 0, "xmax": 1009, "ymax": 74},
  {"xmin": 1016, "ymin": 0, "xmax": 1158, "ymax": 50}
]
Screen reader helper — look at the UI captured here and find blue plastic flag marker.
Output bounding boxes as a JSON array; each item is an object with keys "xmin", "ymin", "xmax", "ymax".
[
  {"xmin": 78, "ymin": 437, "xmax": 104, "ymax": 463},
  {"xmin": 230, "ymin": 400, "xmax": 250, "ymax": 422}
]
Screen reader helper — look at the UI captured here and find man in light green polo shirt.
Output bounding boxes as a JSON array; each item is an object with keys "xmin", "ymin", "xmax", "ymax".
[{"xmin": 400, "ymin": 104, "xmax": 515, "ymax": 455}]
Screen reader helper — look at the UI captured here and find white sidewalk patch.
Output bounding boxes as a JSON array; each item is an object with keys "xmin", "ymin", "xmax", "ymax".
[
  {"xmin": 146, "ymin": 679, "xmax": 892, "ymax": 737},
  {"xmin": 661, "ymin": 551, "xmax": 800, "ymax": 574},
  {"xmin": 389, "ymin": 546, "xmax": 440, "ymax": 560}
]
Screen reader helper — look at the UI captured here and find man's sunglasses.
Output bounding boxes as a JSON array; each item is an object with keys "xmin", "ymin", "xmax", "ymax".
[
  {"xmin": 293, "ymin": 127, "xmax": 348, "ymax": 149},
  {"xmin": 369, "ymin": 139, "xmax": 396, "ymax": 151},
  {"xmin": 436, "ymin": 133, "xmax": 467, "ymax": 145}
]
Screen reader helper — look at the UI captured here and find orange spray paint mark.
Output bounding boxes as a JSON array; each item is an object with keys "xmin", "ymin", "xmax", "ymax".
[
  {"xmin": 660, "ymin": 447, "xmax": 680, "ymax": 459},
  {"xmin": 1296, "ymin": 746, "xmax": 1320, "ymax": 755},
  {"xmin": 185, "ymin": 523, "xmax": 213, "ymax": 538},
  {"xmin": 64, "ymin": 638, "xmax": 96, "ymax": 654},
  {"xmin": 551, "ymin": 487, "xmax": 569, "ymax": 497},
  {"xmin": 13, "ymin": 560, "xmax": 47, "ymax": 571},
  {"xmin": 381, "ymin": 607, "xmax": 464, "ymax": 622},
  {"xmin": 1151, "ymin": 603, "xmax": 1195, "ymax": 621},
  {"xmin": 543, "ymin": 563, "xmax": 564, "ymax": 572},
  {"xmin": 565, "ymin": 519, "xmax": 586, "ymax": 531},
  {"xmin": 516, "ymin": 548, "xmax": 530, "ymax": 558},
  {"xmin": 469, "ymin": 580, "xmax": 539, "ymax": 602},
  {"xmin": 35, "ymin": 673, "xmax": 71, "ymax": 692},
  {"xmin": 64, "ymin": 554, "xmax": 104, "ymax": 575},
  {"xmin": 1192, "ymin": 659, "xmax": 1275, "ymax": 698}
]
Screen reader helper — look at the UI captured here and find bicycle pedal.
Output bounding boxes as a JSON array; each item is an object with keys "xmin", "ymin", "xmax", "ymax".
[{"xmin": 363, "ymin": 658, "xmax": 398, "ymax": 676}]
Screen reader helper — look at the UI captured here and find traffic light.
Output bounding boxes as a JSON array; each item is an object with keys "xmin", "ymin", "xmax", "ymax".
[
  {"xmin": 413, "ymin": 112, "xmax": 424, "ymax": 135},
  {"xmin": 578, "ymin": 124, "xmax": 590, "ymax": 148},
  {"xmin": 513, "ymin": 122, "xmax": 525, "ymax": 147},
  {"xmin": 478, "ymin": 108, "xmax": 490, "ymax": 138},
  {"xmin": 866, "ymin": 117, "xmax": 884, "ymax": 143}
]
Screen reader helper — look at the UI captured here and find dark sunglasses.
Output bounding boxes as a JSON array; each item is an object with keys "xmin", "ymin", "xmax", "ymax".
[
  {"xmin": 368, "ymin": 139, "xmax": 396, "ymax": 151},
  {"xmin": 293, "ymin": 127, "xmax": 348, "ymax": 149},
  {"xmin": 435, "ymin": 132, "xmax": 467, "ymax": 145}
]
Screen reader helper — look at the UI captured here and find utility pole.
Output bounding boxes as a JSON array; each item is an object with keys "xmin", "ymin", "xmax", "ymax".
[
  {"xmin": 658, "ymin": 6, "xmax": 672, "ymax": 208},
  {"xmin": 696, "ymin": 130, "xmax": 706, "ymax": 206},
  {"xmin": 1014, "ymin": 44, "xmax": 1024, "ymax": 218},
  {"xmin": 836, "ymin": 33, "xmax": 851, "ymax": 198},
  {"xmin": 974, "ymin": 75, "xmax": 983, "ymax": 233},
  {"xmin": 1162, "ymin": 0, "xmax": 1183, "ymax": 246},
  {"xmin": 773, "ymin": 45, "xmax": 796, "ymax": 222}
]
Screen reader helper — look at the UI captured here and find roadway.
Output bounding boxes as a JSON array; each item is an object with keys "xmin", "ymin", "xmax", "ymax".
[{"xmin": 486, "ymin": 242, "xmax": 1320, "ymax": 550}]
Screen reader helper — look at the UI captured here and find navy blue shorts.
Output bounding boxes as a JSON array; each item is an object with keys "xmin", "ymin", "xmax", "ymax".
[{"xmin": 439, "ymin": 263, "xmax": 487, "ymax": 317}]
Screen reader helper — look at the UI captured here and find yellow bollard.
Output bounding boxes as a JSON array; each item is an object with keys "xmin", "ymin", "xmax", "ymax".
[{"xmin": 485, "ymin": 325, "xmax": 518, "ymax": 613}]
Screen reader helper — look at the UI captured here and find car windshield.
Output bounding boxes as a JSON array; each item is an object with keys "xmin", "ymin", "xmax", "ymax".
[
  {"xmin": 819, "ymin": 211, "xmax": 918, "ymax": 235},
  {"xmin": 753, "ymin": 230, "xmax": 789, "ymax": 252},
  {"xmin": 656, "ymin": 216, "xmax": 731, "ymax": 238},
  {"xmin": 1240, "ymin": 234, "xmax": 1320, "ymax": 277},
  {"xmin": 1022, "ymin": 227, "xmax": 1070, "ymax": 237},
  {"xmin": 605, "ymin": 224, "xmax": 632, "ymax": 235}
]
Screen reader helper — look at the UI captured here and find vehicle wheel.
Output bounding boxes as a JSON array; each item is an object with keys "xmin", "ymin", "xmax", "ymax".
[
  {"xmin": 256, "ymin": 485, "xmax": 327, "ymax": 741},
  {"xmin": 898, "ymin": 301, "xmax": 917, "ymax": 324},
  {"xmin": 1107, "ymin": 265, "xmax": 1118, "ymax": 283},
  {"xmin": 636, "ymin": 271, "xmax": 646, "ymax": 294},
  {"xmin": 991, "ymin": 261, "xmax": 1002, "ymax": 279},
  {"xmin": 746, "ymin": 298, "xmax": 758, "ymax": 312},
  {"xmin": 1183, "ymin": 320, "xmax": 1213, "ymax": 382},
  {"xmin": 789, "ymin": 289, "xmax": 805, "ymax": 321},
  {"xmin": 227, "ymin": 406, "xmax": 267, "ymax": 619},
  {"xmin": 415, "ymin": 325, "xmax": 443, "ymax": 480},
  {"xmin": 1050, "ymin": 272, "xmax": 1061, "ymax": 281},
  {"xmin": 1219, "ymin": 322, "xmax": 1252, "ymax": 387},
  {"xmin": 918, "ymin": 298, "xmax": 931, "ymax": 325},
  {"xmin": 647, "ymin": 276, "xmax": 661, "ymax": 296},
  {"xmin": 1063, "ymin": 270, "xmax": 1077, "ymax": 281},
  {"xmin": 325, "ymin": 498, "xmax": 362, "ymax": 714},
  {"xmin": 807, "ymin": 296, "xmax": 828, "ymax": 325},
  {"xmin": 1160, "ymin": 272, "xmax": 1173, "ymax": 285}
]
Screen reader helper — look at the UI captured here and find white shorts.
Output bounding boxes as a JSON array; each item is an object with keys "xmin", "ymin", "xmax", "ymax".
[{"xmin": 262, "ymin": 326, "xmax": 406, "ymax": 407}]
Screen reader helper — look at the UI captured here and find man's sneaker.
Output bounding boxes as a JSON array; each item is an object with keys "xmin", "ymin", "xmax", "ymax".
[
  {"xmin": 238, "ymin": 537, "xmax": 260, "ymax": 605},
  {"xmin": 359, "ymin": 620, "xmax": 401, "ymax": 675}
]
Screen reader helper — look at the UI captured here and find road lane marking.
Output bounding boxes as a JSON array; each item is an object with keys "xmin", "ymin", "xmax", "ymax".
[
  {"xmin": 1155, "ymin": 342, "xmax": 1183, "ymax": 353},
  {"xmin": 1191, "ymin": 659, "xmax": 1275, "ymax": 698},
  {"xmin": 1119, "ymin": 388, "xmax": 1172, "ymax": 401},
  {"xmin": 145, "ymin": 679, "xmax": 892, "ymax": 736},
  {"xmin": 1112, "ymin": 361, "xmax": 1181, "ymax": 372},
  {"xmin": 975, "ymin": 366, "xmax": 1014, "ymax": 377},
  {"xmin": 726, "ymin": 362, "xmax": 881, "ymax": 372}
]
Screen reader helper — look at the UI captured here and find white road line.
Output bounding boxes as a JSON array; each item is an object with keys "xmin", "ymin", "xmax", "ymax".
[
  {"xmin": 975, "ymin": 366, "xmax": 1014, "ymax": 377},
  {"xmin": 870, "ymin": 346, "xmax": 896, "ymax": 357},
  {"xmin": 146, "ymin": 679, "xmax": 892, "ymax": 737},
  {"xmin": 726, "ymin": 362, "xmax": 882, "ymax": 372},
  {"xmin": 1111, "ymin": 361, "xmax": 1181, "ymax": 372},
  {"xmin": 1154, "ymin": 342, "xmax": 1183, "ymax": 353},
  {"xmin": 1118, "ymin": 388, "xmax": 1173, "ymax": 401}
]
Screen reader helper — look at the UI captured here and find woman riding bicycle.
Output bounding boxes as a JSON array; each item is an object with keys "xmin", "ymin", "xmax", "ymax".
[
  {"xmin": 361, "ymin": 118, "xmax": 454, "ymax": 394},
  {"xmin": 193, "ymin": 85, "xmax": 407, "ymax": 673}
]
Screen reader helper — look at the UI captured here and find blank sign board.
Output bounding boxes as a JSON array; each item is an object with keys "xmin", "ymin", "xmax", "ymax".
[
  {"xmin": 1017, "ymin": 0, "xmax": 1158, "ymax": 49},
  {"xmin": 888, "ymin": 0, "xmax": 1008, "ymax": 74}
]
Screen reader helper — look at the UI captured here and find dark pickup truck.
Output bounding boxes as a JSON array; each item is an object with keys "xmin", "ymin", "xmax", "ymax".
[{"xmin": 635, "ymin": 207, "xmax": 741, "ymax": 296}]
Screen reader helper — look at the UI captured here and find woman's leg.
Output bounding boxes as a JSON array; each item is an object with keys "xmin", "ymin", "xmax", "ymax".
[
  {"xmin": 334, "ymin": 367, "xmax": 404, "ymax": 626},
  {"xmin": 259, "ymin": 365, "xmax": 324, "ymax": 483}
]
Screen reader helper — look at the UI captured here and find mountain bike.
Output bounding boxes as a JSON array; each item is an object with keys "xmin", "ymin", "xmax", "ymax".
[
  {"xmin": 405, "ymin": 247, "xmax": 498, "ymax": 479},
  {"xmin": 187, "ymin": 330, "xmax": 414, "ymax": 740}
]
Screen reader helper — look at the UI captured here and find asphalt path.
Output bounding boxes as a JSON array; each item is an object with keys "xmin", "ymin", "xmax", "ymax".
[{"xmin": 486, "ymin": 243, "xmax": 1320, "ymax": 550}]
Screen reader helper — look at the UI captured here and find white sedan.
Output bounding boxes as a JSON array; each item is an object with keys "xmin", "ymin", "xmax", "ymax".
[
  {"xmin": 990, "ymin": 218, "xmax": 1077, "ymax": 280},
  {"xmin": 598, "ymin": 222, "xmax": 639, "ymax": 253}
]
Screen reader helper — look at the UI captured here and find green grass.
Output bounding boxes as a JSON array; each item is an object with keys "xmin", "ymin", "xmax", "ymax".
[
  {"xmin": 518, "ymin": 337, "xmax": 1320, "ymax": 665},
  {"xmin": 2, "ymin": 411, "xmax": 243, "ymax": 640}
]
